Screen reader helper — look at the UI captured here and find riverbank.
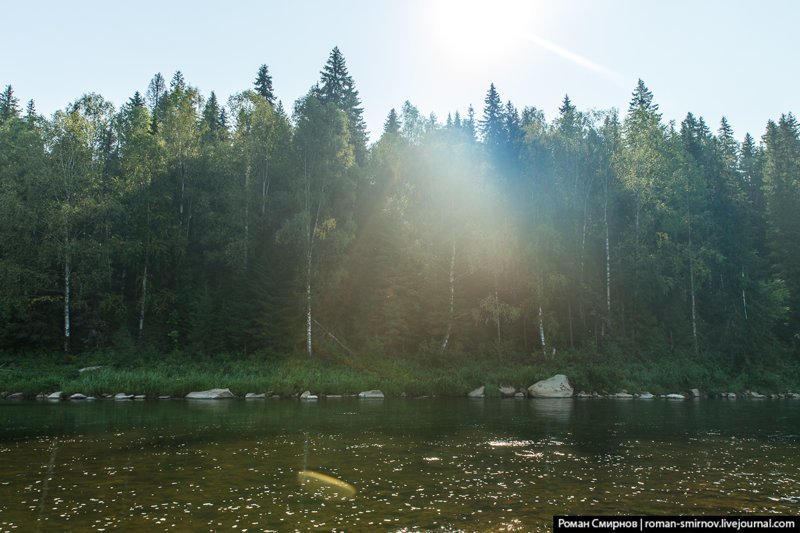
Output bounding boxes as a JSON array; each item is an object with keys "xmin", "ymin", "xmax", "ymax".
[{"xmin": 1, "ymin": 350, "xmax": 799, "ymax": 400}]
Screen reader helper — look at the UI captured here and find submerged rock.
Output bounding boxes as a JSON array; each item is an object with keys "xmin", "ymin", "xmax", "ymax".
[
  {"xmin": 186, "ymin": 388, "xmax": 234, "ymax": 399},
  {"xmin": 528, "ymin": 374, "xmax": 573, "ymax": 398},
  {"xmin": 467, "ymin": 386, "xmax": 485, "ymax": 398},
  {"xmin": 358, "ymin": 390, "xmax": 385, "ymax": 399}
]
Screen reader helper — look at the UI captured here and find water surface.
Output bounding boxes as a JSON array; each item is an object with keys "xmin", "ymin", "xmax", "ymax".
[{"xmin": 1, "ymin": 398, "xmax": 798, "ymax": 531}]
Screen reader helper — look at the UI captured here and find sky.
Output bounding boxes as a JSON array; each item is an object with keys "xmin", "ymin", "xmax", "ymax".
[{"xmin": 1, "ymin": 0, "xmax": 797, "ymax": 142}]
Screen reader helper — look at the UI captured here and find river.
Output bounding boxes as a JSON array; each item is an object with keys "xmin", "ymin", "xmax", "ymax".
[{"xmin": 1, "ymin": 397, "xmax": 798, "ymax": 531}]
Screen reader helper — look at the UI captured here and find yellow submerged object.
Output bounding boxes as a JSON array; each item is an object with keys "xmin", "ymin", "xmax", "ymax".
[{"xmin": 297, "ymin": 469, "xmax": 357, "ymax": 500}]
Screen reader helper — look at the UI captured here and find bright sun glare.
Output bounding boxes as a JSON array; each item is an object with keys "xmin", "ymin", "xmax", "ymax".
[{"xmin": 431, "ymin": 0, "xmax": 541, "ymax": 64}]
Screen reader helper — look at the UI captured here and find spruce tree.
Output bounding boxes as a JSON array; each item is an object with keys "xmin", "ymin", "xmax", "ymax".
[
  {"xmin": 480, "ymin": 83, "xmax": 505, "ymax": 151},
  {"xmin": 0, "ymin": 85, "xmax": 20, "ymax": 122},
  {"xmin": 146, "ymin": 73, "xmax": 166, "ymax": 110},
  {"xmin": 318, "ymin": 47, "xmax": 367, "ymax": 160},
  {"xmin": 383, "ymin": 108, "xmax": 401, "ymax": 136},
  {"xmin": 254, "ymin": 64, "xmax": 275, "ymax": 104}
]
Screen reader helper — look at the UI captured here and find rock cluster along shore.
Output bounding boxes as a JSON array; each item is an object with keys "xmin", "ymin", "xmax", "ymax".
[{"xmin": 5, "ymin": 381, "xmax": 800, "ymax": 401}]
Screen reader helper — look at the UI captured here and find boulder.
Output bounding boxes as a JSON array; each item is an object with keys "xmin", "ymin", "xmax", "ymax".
[
  {"xmin": 638, "ymin": 392, "xmax": 654, "ymax": 399},
  {"xmin": 325, "ymin": 394, "xmax": 343, "ymax": 399},
  {"xmin": 467, "ymin": 386, "xmax": 485, "ymax": 398},
  {"xmin": 245, "ymin": 393, "xmax": 266, "ymax": 399},
  {"xmin": 612, "ymin": 392, "xmax": 633, "ymax": 399},
  {"xmin": 114, "ymin": 393, "xmax": 134, "ymax": 400},
  {"xmin": 36, "ymin": 393, "xmax": 48, "ymax": 400},
  {"xmin": 134, "ymin": 395, "xmax": 146, "ymax": 400},
  {"xmin": 690, "ymin": 388, "xmax": 701, "ymax": 398},
  {"xmin": 358, "ymin": 390, "xmax": 385, "ymax": 399},
  {"xmin": 186, "ymin": 388, "xmax": 234, "ymax": 399},
  {"xmin": 576, "ymin": 391, "xmax": 594, "ymax": 398},
  {"xmin": 666, "ymin": 393, "xmax": 685, "ymax": 400},
  {"xmin": 527, "ymin": 374, "xmax": 573, "ymax": 398},
  {"xmin": 47, "ymin": 391, "xmax": 64, "ymax": 400},
  {"xmin": 299, "ymin": 390, "xmax": 318, "ymax": 400},
  {"xmin": 7, "ymin": 392, "xmax": 24, "ymax": 400},
  {"xmin": 69, "ymin": 393, "xmax": 87, "ymax": 400},
  {"xmin": 158, "ymin": 395, "xmax": 171, "ymax": 400},
  {"xmin": 748, "ymin": 391, "xmax": 766, "ymax": 399},
  {"xmin": 498, "ymin": 386, "xmax": 516, "ymax": 398},
  {"xmin": 790, "ymin": 393, "xmax": 800, "ymax": 400},
  {"xmin": 514, "ymin": 392, "xmax": 526, "ymax": 399},
  {"xmin": 270, "ymin": 394, "xmax": 281, "ymax": 400}
]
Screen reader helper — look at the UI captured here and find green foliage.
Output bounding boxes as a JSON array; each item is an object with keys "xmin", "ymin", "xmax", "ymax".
[{"xmin": 0, "ymin": 59, "xmax": 798, "ymax": 391}]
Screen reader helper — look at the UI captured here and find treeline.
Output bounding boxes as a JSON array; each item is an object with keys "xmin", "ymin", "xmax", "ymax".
[{"xmin": 1, "ymin": 47, "xmax": 798, "ymax": 369}]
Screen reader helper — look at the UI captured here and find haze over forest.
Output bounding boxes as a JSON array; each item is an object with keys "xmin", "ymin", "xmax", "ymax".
[{"xmin": 1, "ymin": 47, "xmax": 799, "ymax": 375}]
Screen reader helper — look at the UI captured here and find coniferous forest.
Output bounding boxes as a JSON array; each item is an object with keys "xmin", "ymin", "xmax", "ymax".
[{"xmin": 1, "ymin": 48, "xmax": 799, "ymax": 392}]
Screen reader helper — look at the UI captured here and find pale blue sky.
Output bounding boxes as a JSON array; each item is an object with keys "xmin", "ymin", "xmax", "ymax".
[{"xmin": 2, "ymin": 1, "xmax": 796, "ymax": 141}]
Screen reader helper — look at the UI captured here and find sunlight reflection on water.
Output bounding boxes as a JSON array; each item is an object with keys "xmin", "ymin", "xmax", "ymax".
[{"xmin": 0, "ymin": 398, "xmax": 798, "ymax": 531}]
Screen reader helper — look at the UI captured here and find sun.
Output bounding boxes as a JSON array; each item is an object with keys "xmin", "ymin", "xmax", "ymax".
[{"xmin": 429, "ymin": 0, "xmax": 541, "ymax": 64}]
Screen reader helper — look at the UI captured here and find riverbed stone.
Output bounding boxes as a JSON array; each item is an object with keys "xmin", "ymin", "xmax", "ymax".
[
  {"xmin": 69, "ymin": 393, "xmax": 87, "ymax": 400},
  {"xmin": 47, "ymin": 391, "xmax": 64, "ymax": 401},
  {"xmin": 468, "ymin": 386, "xmax": 485, "ymax": 398},
  {"xmin": 245, "ymin": 393, "xmax": 266, "ymax": 399},
  {"xmin": 359, "ymin": 390, "xmax": 385, "ymax": 399},
  {"xmin": 186, "ymin": 388, "xmax": 234, "ymax": 399},
  {"xmin": 666, "ymin": 393, "xmax": 685, "ymax": 400},
  {"xmin": 498, "ymin": 386, "xmax": 516, "ymax": 398},
  {"xmin": 527, "ymin": 374, "xmax": 573, "ymax": 398}
]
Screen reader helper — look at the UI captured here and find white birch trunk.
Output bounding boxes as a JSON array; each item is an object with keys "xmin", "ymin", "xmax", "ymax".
[
  {"xmin": 741, "ymin": 266, "xmax": 748, "ymax": 320},
  {"xmin": 689, "ymin": 244, "xmax": 699, "ymax": 356},
  {"xmin": 138, "ymin": 262, "xmax": 147, "ymax": 340},
  {"xmin": 440, "ymin": 240, "xmax": 456, "ymax": 352},
  {"xmin": 538, "ymin": 305, "xmax": 546, "ymax": 358},
  {"xmin": 63, "ymin": 242, "xmax": 71, "ymax": 354},
  {"xmin": 604, "ymin": 186, "xmax": 611, "ymax": 313},
  {"xmin": 244, "ymin": 163, "xmax": 250, "ymax": 268}
]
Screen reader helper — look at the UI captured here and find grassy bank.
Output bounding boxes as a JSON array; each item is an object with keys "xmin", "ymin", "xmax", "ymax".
[{"xmin": 1, "ymin": 350, "xmax": 799, "ymax": 399}]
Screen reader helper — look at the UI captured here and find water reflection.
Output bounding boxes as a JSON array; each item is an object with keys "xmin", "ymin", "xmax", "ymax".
[{"xmin": 0, "ymin": 399, "xmax": 798, "ymax": 531}]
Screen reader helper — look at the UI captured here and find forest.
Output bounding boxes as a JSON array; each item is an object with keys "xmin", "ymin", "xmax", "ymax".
[{"xmin": 1, "ymin": 47, "xmax": 799, "ymax": 391}]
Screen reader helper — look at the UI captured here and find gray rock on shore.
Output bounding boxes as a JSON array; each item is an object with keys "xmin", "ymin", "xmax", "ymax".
[
  {"xmin": 6, "ymin": 392, "xmax": 24, "ymax": 400},
  {"xmin": 245, "ymin": 393, "xmax": 266, "ymax": 399},
  {"xmin": 114, "ymin": 393, "xmax": 134, "ymax": 400},
  {"xmin": 666, "ymin": 393, "xmax": 685, "ymax": 400},
  {"xmin": 47, "ymin": 391, "xmax": 64, "ymax": 400},
  {"xmin": 528, "ymin": 374, "xmax": 573, "ymax": 398},
  {"xmin": 359, "ymin": 390, "xmax": 385, "ymax": 399},
  {"xmin": 468, "ymin": 386, "xmax": 485, "ymax": 398},
  {"xmin": 69, "ymin": 393, "xmax": 87, "ymax": 400},
  {"xmin": 498, "ymin": 386, "xmax": 516, "ymax": 398},
  {"xmin": 299, "ymin": 390, "xmax": 318, "ymax": 400},
  {"xmin": 186, "ymin": 388, "xmax": 235, "ymax": 399}
]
